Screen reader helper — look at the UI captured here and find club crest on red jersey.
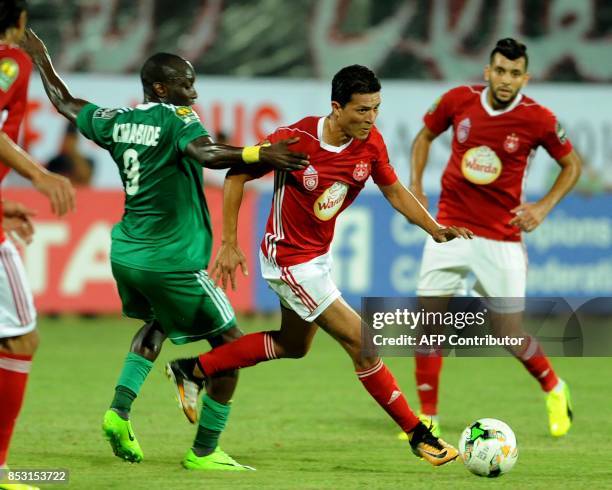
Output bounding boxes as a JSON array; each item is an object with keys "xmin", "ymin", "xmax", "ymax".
[
  {"xmin": 303, "ymin": 165, "xmax": 318, "ymax": 191},
  {"xmin": 504, "ymin": 133, "xmax": 520, "ymax": 153},
  {"xmin": 353, "ymin": 161, "xmax": 370, "ymax": 182},
  {"xmin": 456, "ymin": 118, "xmax": 471, "ymax": 143}
]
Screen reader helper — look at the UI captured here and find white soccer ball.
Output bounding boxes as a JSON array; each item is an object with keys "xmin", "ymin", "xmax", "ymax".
[{"xmin": 458, "ymin": 418, "xmax": 518, "ymax": 477}]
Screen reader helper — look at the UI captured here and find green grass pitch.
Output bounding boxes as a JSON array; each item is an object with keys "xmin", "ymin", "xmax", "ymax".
[{"xmin": 9, "ymin": 315, "xmax": 612, "ymax": 489}]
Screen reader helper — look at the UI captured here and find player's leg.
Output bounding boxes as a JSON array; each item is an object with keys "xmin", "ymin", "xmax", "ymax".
[
  {"xmin": 152, "ymin": 269, "xmax": 253, "ymax": 470},
  {"xmin": 412, "ymin": 236, "xmax": 470, "ymax": 434},
  {"xmin": 472, "ymin": 238, "xmax": 572, "ymax": 437},
  {"xmin": 0, "ymin": 331, "xmax": 38, "ymax": 471},
  {"xmin": 102, "ymin": 263, "xmax": 160, "ymax": 463},
  {"xmin": 0, "ymin": 239, "xmax": 38, "ymax": 471},
  {"xmin": 109, "ymin": 320, "xmax": 166, "ymax": 420},
  {"xmin": 191, "ymin": 304, "xmax": 318, "ymax": 380},
  {"xmin": 315, "ymin": 297, "xmax": 458, "ymax": 466}
]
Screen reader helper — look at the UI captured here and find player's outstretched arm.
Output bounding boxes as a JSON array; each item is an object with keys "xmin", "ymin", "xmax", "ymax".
[
  {"xmin": 379, "ymin": 180, "xmax": 473, "ymax": 243},
  {"xmin": 509, "ymin": 149, "xmax": 582, "ymax": 232},
  {"xmin": 185, "ymin": 136, "xmax": 309, "ymax": 171},
  {"xmin": 20, "ymin": 29, "xmax": 88, "ymax": 124},
  {"xmin": 409, "ymin": 126, "xmax": 438, "ymax": 209},
  {"xmin": 0, "ymin": 132, "xmax": 75, "ymax": 216},
  {"xmin": 211, "ymin": 167, "xmax": 266, "ymax": 290}
]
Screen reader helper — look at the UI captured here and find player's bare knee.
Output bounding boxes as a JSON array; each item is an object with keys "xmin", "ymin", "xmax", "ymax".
[{"xmin": 130, "ymin": 321, "xmax": 166, "ymax": 361}]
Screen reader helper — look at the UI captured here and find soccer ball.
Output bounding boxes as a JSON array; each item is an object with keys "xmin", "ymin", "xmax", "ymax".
[{"xmin": 458, "ymin": 418, "xmax": 518, "ymax": 477}]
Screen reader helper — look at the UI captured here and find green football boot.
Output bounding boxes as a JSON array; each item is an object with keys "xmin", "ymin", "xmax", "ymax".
[
  {"xmin": 182, "ymin": 447, "xmax": 255, "ymax": 471},
  {"xmin": 546, "ymin": 380, "xmax": 573, "ymax": 437},
  {"xmin": 102, "ymin": 409, "xmax": 143, "ymax": 463}
]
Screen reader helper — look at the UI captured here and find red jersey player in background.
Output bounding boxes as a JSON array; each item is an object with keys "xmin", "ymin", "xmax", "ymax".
[
  {"xmin": 167, "ymin": 65, "xmax": 473, "ymax": 468},
  {"xmin": 404, "ymin": 38, "xmax": 581, "ymax": 441},
  {"xmin": 0, "ymin": 1, "xmax": 74, "ymax": 487}
]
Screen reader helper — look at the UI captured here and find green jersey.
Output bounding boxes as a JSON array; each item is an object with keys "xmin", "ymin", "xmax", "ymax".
[{"xmin": 76, "ymin": 102, "xmax": 212, "ymax": 272}]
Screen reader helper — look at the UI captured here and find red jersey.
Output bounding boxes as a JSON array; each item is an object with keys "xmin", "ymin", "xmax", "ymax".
[
  {"xmin": 0, "ymin": 45, "xmax": 32, "ymax": 244},
  {"xmin": 424, "ymin": 85, "xmax": 573, "ymax": 242},
  {"xmin": 262, "ymin": 116, "xmax": 397, "ymax": 266}
]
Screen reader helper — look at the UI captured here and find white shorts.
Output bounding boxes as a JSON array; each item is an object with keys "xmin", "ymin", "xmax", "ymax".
[
  {"xmin": 416, "ymin": 235, "xmax": 527, "ymax": 313},
  {"xmin": 0, "ymin": 239, "xmax": 36, "ymax": 338},
  {"xmin": 260, "ymin": 250, "xmax": 341, "ymax": 322}
]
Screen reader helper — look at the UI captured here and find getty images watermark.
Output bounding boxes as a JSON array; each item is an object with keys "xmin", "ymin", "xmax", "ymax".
[{"xmin": 360, "ymin": 297, "xmax": 612, "ymax": 357}]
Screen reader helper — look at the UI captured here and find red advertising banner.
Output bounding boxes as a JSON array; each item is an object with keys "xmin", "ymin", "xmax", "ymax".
[{"xmin": 2, "ymin": 187, "xmax": 255, "ymax": 313}]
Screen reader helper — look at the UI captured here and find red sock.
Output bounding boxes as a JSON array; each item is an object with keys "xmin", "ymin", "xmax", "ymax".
[
  {"xmin": 415, "ymin": 352, "xmax": 442, "ymax": 415},
  {"xmin": 0, "ymin": 352, "xmax": 32, "ymax": 466},
  {"xmin": 357, "ymin": 360, "xmax": 419, "ymax": 434},
  {"xmin": 517, "ymin": 336, "xmax": 559, "ymax": 392},
  {"xmin": 198, "ymin": 332, "xmax": 277, "ymax": 376}
]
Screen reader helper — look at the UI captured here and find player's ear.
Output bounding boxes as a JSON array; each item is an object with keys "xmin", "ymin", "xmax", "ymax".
[
  {"xmin": 484, "ymin": 65, "xmax": 491, "ymax": 82},
  {"xmin": 152, "ymin": 82, "xmax": 167, "ymax": 99},
  {"xmin": 521, "ymin": 72, "xmax": 530, "ymax": 88},
  {"xmin": 20, "ymin": 11, "xmax": 27, "ymax": 29},
  {"xmin": 331, "ymin": 100, "xmax": 342, "ymax": 117}
]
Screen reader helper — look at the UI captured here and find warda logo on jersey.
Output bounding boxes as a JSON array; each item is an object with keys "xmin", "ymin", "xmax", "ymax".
[
  {"xmin": 461, "ymin": 146, "xmax": 502, "ymax": 185},
  {"xmin": 302, "ymin": 165, "xmax": 318, "ymax": 190},
  {"xmin": 313, "ymin": 182, "xmax": 349, "ymax": 221},
  {"xmin": 456, "ymin": 118, "xmax": 471, "ymax": 143},
  {"xmin": 503, "ymin": 133, "xmax": 520, "ymax": 153},
  {"xmin": 353, "ymin": 161, "xmax": 370, "ymax": 182}
]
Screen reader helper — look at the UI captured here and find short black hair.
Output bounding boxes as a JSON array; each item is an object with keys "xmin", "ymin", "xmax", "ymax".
[
  {"xmin": 0, "ymin": 0, "xmax": 27, "ymax": 33},
  {"xmin": 331, "ymin": 65, "xmax": 381, "ymax": 107},
  {"xmin": 140, "ymin": 52, "xmax": 190, "ymax": 97},
  {"xmin": 490, "ymin": 38, "xmax": 529, "ymax": 70}
]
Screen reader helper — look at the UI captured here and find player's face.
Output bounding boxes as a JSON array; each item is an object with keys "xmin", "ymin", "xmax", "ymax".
[
  {"xmin": 485, "ymin": 53, "xmax": 529, "ymax": 108},
  {"xmin": 164, "ymin": 63, "xmax": 198, "ymax": 106},
  {"xmin": 335, "ymin": 92, "xmax": 381, "ymax": 140}
]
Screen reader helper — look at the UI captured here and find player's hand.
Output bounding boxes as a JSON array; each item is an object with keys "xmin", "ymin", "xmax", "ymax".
[
  {"xmin": 409, "ymin": 185, "xmax": 429, "ymax": 209},
  {"xmin": 431, "ymin": 225, "xmax": 473, "ymax": 243},
  {"xmin": 19, "ymin": 28, "xmax": 48, "ymax": 62},
  {"xmin": 509, "ymin": 202, "xmax": 548, "ymax": 232},
  {"xmin": 32, "ymin": 170, "xmax": 76, "ymax": 217},
  {"xmin": 211, "ymin": 242, "xmax": 248, "ymax": 291},
  {"xmin": 259, "ymin": 137, "xmax": 309, "ymax": 171},
  {"xmin": 2, "ymin": 200, "xmax": 36, "ymax": 245}
]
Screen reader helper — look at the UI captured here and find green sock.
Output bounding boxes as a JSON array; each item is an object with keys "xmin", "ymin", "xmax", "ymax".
[
  {"xmin": 193, "ymin": 395, "xmax": 231, "ymax": 456},
  {"xmin": 110, "ymin": 352, "xmax": 153, "ymax": 416}
]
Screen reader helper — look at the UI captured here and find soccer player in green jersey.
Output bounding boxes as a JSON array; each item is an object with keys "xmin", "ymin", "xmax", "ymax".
[{"xmin": 21, "ymin": 28, "xmax": 308, "ymax": 471}]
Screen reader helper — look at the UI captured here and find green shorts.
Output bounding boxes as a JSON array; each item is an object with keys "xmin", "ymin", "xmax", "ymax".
[{"xmin": 111, "ymin": 262, "xmax": 236, "ymax": 345}]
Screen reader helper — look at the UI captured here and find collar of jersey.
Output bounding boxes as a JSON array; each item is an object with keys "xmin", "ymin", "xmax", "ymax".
[
  {"xmin": 317, "ymin": 117, "xmax": 353, "ymax": 153},
  {"xmin": 136, "ymin": 102, "xmax": 160, "ymax": 110},
  {"xmin": 480, "ymin": 87, "xmax": 523, "ymax": 117}
]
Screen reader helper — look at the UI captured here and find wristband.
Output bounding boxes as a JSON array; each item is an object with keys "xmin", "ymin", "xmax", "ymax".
[{"xmin": 241, "ymin": 145, "xmax": 261, "ymax": 164}]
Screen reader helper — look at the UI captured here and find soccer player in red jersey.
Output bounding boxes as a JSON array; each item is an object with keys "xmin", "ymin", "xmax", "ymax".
[
  {"xmin": 168, "ymin": 65, "xmax": 473, "ymax": 468},
  {"xmin": 406, "ymin": 38, "xmax": 581, "ymax": 439},
  {"xmin": 0, "ymin": 2, "xmax": 75, "ymax": 485}
]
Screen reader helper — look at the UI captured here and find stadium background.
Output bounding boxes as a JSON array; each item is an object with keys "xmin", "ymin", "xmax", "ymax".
[
  {"xmin": 4, "ymin": 0, "xmax": 610, "ymax": 314},
  {"xmin": 3, "ymin": 2, "xmax": 612, "ymax": 489}
]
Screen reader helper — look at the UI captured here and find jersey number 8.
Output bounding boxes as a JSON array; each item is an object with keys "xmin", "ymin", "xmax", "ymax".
[{"xmin": 123, "ymin": 149, "xmax": 140, "ymax": 196}]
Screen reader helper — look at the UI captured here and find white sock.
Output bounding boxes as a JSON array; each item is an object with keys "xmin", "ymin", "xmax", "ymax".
[{"xmin": 551, "ymin": 379, "xmax": 565, "ymax": 393}]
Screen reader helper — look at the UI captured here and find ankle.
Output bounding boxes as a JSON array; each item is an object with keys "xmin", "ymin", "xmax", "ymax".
[
  {"xmin": 192, "ymin": 445, "xmax": 215, "ymax": 457},
  {"xmin": 110, "ymin": 407, "xmax": 130, "ymax": 421}
]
